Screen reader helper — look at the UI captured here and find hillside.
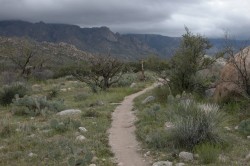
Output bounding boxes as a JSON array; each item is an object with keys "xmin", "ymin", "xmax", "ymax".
[{"xmin": 0, "ymin": 20, "xmax": 248, "ymax": 59}]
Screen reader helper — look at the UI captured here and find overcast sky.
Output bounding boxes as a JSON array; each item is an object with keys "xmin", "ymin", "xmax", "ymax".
[{"xmin": 0, "ymin": 0, "xmax": 249, "ymax": 39}]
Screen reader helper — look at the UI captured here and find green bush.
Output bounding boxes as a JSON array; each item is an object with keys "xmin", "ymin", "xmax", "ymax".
[
  {"xmin": 11, "ymin": 95, "xmax": 65, "ymax": 116},
  {"xmin": 0, "ymin": 82, "xmax": 28, "ymax": 106},
  {"xmin": 153, "ymin": 85, "xmax": 170, "ymax": 103},
  {"xmin": 195, "ymin": 143, "xmax": 221, "ymax": 164},
  {"xmin": 0, "ymin": 120, "xmax": 15, "ymax": 138},
  {"xmin": 82, "ymin": 109, "xmax": 100, "ymax": 118},
  {"xmin": 47, "ymin": 86, "xmax": 60, "ymax": 100},
  {"xmin": 167, "ymin": 96, "xmax": 225, "ymax": 150},
  {"xmin": 74, "ymin": 92, "xmax": 89, "ymax": 101},
  {"xmin": 50, "ymin": 118, "xmax": 82, "ymax": 133},
  {"xmin": 114, "ymin": 72, "xmax": 137, "ymax": 87},
  {"xmin": 145, "ymin": 129, "xmax": 170, "ymax": 149},
  {"xmin": 238, "ymin": 119, "xmax": 250, "ymax": 135}
]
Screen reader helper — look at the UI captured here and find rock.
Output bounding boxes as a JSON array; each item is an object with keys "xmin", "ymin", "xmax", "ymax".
[
  {"xmin": 205, "ymin": 88, "xmax": 215, "ymax": 97},
  {"xmin": 89, "ymin": 164, "xmax": 96, "ymax": 166},
  {"xmin": 27, "ymin": 134, "xmax": 36, "ymax": 138},
  {"xmin": 245, "ymin": 153, "xmax": 250, "ymax": 161},
  {"xmin": 79, "ymin": 127, "xmax": 87, "ymax": 133},
  {"xmin": 142, "ymin": 96, "xmax": 155, "ymax": 104},
  {"xmin": 30, "ymin": 117, "xmax": 35, "ymax": 120},
  {"xmin": 175, "ymin": 163, "xmax": 185, "ymax": 166},
  {"xmin": 193, "ymin": 154, "xmax": 199, "ymax": 159},
  {"xmin": 164, "ymin": 122, "xmax": 175, "ymax": 130},
  {"xmin": 152, "ymin": 161, "xmax": 173, "ymax": 166},
  {"xmin": 214, "ymin": 46, "xmax": 250, "ymax": 102},
  {"xmin": 76, "ymin": 135, "xmax": 86, "ymax": 142},
  {"xmin": 28, "ymin": 152, "xmax": 37, "ymax": 157},
  {"xmin": 90, "ymin": 100, "xmax": 104, "ymax": 107},
  {"xmin": 91, "ymin": 156, "xmax": 98, "ymax": 162},
  {"xmin": 130, "ymin": 82, "xmax": 136, "ymax": 88},
  {"xmin": 235, "ymin": 126, "xmax": 239, "ymax": 130},
  {"xmin": 0, "ymin": 146, "xmax": 5, "ymax": 150},
  {"xmin": 57, "ymin": 109, "xmax": 81, "ymax": 116},
  {"xmin": 224, "ymin": 126, "xmax": 231, "ymax": 131},
  {"xmin": 179, "ymin": 151, "xmax": 194, "ymax": 162},
  {"xmin": 247, "ymin": 136, "xmax": 250, "ymax": 139},
  {"xmin": 219, "ymin": 154, "xmax": 228, "ymax": 162}
]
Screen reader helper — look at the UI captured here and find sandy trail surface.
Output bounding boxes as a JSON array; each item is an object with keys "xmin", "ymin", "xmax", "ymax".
[{"xmin": 109, "ymin": 84, "xmax": 157, "ymax": 166}]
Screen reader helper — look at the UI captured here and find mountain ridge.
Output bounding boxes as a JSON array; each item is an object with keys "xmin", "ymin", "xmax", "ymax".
[{"xmin": 0, "ymin": 20, "xmax": 248, "ymax": 59}]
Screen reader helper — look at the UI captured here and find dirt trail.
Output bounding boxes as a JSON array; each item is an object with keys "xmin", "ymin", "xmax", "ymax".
[{"xmin": 109, "ymin": 83, "xmax": 158, "ymax": 166}]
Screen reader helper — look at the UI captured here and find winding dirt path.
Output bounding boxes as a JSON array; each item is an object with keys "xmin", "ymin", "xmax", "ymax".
[{"xmin": 109, "ymin": 83, "xmax": 158, "ymax": 166}]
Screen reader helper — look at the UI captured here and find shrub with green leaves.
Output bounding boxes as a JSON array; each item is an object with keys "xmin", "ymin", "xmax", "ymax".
[
  {"xmin": 195, "ymin": 143, "xmax": 221, "ymax": 164},
  {"xmin": 0, "ymin": 82, "xmax": 28, "ymax": 106},
  {"xmin": 114, "ymin": 72, "xmax": 137, "ymax": 87},
  {"xmin": 145, "ymin": 129, "xmax": 170, "ymax": 149},
  {"xmin": 153, "ymin": 85, "xmax": 170, "ymax": 103},
  {"xmin": 11, "ymin": 95, "xmax": 65, "ymax": 116},
  {"xmin": 166, "ymin": 95, "xmax": 226, "ymax": 150},
  {"xmin": 50, "ymin": 118, "xmax": 82, "ymax": 133},
  {"xmin": 238, "ymin": 119, "xmax": 250, "ymax": 135}
]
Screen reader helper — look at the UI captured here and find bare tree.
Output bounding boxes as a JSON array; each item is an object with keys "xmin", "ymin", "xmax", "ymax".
[
  {"xmin": 221, "ymin": 34, "xmax": 250, "ymax": 97},
  {"xmin": 73, "ymin": 54, "xmax": 124, "ymax": 92}
]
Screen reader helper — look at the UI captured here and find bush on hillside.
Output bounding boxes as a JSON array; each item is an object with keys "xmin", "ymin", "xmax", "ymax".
[
  {"xmin": 238, "ymin": 119, "xmax": 250, "ymax": 135},
  {"xmin": 11, "ymin": 95, "xmax": 65, "ymax": 116},
  {"xmin": 0, "ymin": 82, "xmax": 28, "ymax": 106},
  {"xmin": 166, "ymin": 95, "xmax": 226, "ymax": 150},
  {"xmin": 195, "ymin": 143, "xmax": 221, "ymax": 164}
]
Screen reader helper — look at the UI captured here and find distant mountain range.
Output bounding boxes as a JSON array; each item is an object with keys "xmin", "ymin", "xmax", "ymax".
[{"xmin": 0, "ymin": 20, "xmax": 248, "ymax": 59}]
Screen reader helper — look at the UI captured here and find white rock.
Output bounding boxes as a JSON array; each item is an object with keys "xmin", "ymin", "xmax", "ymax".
[
  {"xmin": 235, "ymin": 126, "xmax": 239, "ymax": 130},
  {"xmin": 130, "ymin": 83, "xmax": 136, "ymax": 88},
  {"xmin": 30, "ymin": 117, "xmax": 35, "ymax": 120},
  {"xmin": 164, "ymin": 122, "xmax": 175, "ymax": 130},
  {"xmin": 245, "ymin": 153, "xmax": 250, "ymax": 161},
  {"xmin": 142, "ymin": 96, "xmax": 155, "ymax": 104},
  {"xmin": 28, "ymin": 152, "xmax": 37, "ymax": 157},
  {"xmin": 57, "ymin": 109, "xmax": 81, "ymax": 116},
  {"xmin": 175, "ymin": 163, "xmax": 185, "ymax": 166},
  {"xmin": 219, "ymin": 154, "xmax": 228, "ymax": 162},
  {"xmin": 79, "ymin": 127, "xmax": 87, "ymax": 133},
  {"xmin": 179, "ymin": 152, "xmax": 194, "ymax": 161},
  {"xmin": 89, "ymin": 164, "xmax": 96, "ymax": 166},
  {"xmin": 76, "ymin": 135, "xmax": 86, "ymax": 142},
  {"xmin": 247, "ymin": 136, "xmax": 250, "ymax": 139},
  {"xmin": 224, "ymin": 127, "xmax": 231, "ymax": 131},
  {"xmin": 152, "ymin": 161, "xmax": 173, "ymax": 166}
]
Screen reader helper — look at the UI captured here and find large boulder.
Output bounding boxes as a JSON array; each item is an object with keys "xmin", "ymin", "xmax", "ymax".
[{"xmin": 214, "ymin": 46, "xmax": 250, "ymax": 102}]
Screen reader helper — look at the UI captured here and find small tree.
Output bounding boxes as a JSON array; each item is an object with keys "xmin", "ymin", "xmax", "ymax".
[
  {"xmin": 73, "ymin": 54, "xmax": 124, "ymax": 92},
  {"xmin": 169, "ymin": 27, "xmax": 214, "ymax": 95}
]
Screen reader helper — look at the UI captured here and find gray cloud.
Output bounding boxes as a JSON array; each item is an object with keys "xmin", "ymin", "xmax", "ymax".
[{"xmin": 0, "ymin": 0, "xmax": 249, "ymax": 39}]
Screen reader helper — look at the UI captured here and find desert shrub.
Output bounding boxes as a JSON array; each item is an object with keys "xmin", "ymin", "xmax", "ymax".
[
  {"xmin": 47, "ymin": 86, "xmax": 60, "ymax": 100},
  {"xmin": 195, "ymin": 143, "xmax": 221, "ymax": 164},
  {"xmin": 145, "ymin": 104, "xmax": 161, "ymax": 120},
  {"xmin": 32, "ymin": 69, "xmax": 54, "ymax": 81},
  {"xmin": 114, "ymin": 72, "xmax": 137, "ymax": 87},
  {"xmin": 238, "ymin": 119, "xmax": 250, "ymax": 135},
  {"xmin": 0, "ymin": 120, "xmax": 15, "ymax": 138},
  {"xmin": 50, "ymin": 118, "xmax": 82, "ymax": 133},
  {"xmin": 0, "ymin": 82, "xmax": 28, "ymax": 106},
  {"xmin": 167, "ymin": 95, "xmax": 226, "ymax": 150},
  {"xmin": 82, "ymin": 109, "xmax": 100, "ymax": 118},
  {"xmin": 153, "ymin": 85, "xmax": 171, "ymax": 103},
  {"xmin": 145, "ymin": 129, "xmax": 170, "ymax": 149},
  {"xmin": 11, "ymin": 95, "xmax": 65, "ymax": 116},
  {"xmin": 74, "ymin": 92, "xmax": 89, "ymax": 101},
  {"xmin": 0, "ymin": 71, "xmax": 20, "ymax": 85},
  {"xmin": 68, "ymin": 150, "xmax": 93, "ymax": 166}
]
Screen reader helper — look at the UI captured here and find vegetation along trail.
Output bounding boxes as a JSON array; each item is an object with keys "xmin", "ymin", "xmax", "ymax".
[{"xmin": 109, "ymin": 83, "xmax": 158, "ymax": 166}]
